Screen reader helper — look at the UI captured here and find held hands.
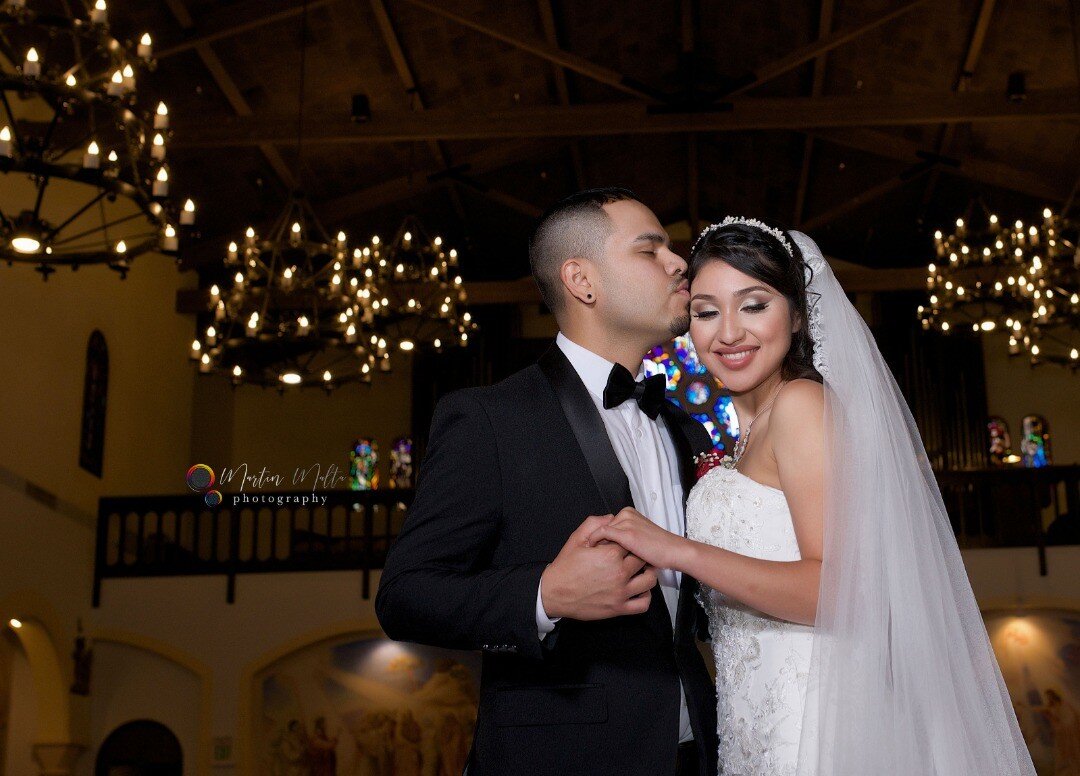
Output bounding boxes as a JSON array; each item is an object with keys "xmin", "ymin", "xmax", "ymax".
[
  {"xmin": 586, "ymin": 507, "xmax": 688, "ymax": 571},
  {"xmin": 540, "ymin": 514, "xmax": 658, "ymax": 621}
]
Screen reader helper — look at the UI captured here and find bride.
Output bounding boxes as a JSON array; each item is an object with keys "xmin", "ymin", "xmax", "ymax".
[{"xmin": 586, "ymin": 219, "xmax": 1037, "ymax": 775}]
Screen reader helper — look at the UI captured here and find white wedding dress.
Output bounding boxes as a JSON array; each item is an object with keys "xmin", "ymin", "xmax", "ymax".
[{"xmin": 685, "ymin": 462, "xmax": 814, "ymax": 776}]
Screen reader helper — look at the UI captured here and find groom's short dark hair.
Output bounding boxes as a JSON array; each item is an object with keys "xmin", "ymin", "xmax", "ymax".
[{"xmin": 528, "ymin": 187, "xmax": 640, "ymax": 315}]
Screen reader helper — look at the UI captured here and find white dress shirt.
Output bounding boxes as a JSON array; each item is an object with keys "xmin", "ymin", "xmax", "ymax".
[{"xmin": 536, "ymin": 331, "xmax": 693, "ymax": 743}]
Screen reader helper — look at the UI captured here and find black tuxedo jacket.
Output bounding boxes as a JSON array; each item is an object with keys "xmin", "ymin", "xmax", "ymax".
[{"xmin": 376, "ymin": 343, "xmax": 719, "ymax": 776}]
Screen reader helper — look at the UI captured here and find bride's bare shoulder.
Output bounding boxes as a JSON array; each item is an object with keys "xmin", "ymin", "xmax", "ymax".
[{"xmin": 770, "ymin": 379, "xmax": 824, "ymax": 431}]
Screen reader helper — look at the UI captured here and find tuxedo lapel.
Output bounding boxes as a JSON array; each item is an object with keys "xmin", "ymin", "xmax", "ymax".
[
  {"xmin": 538, "ymin": 344, "xmax": 634, "ymax": 516},
  {"xmin": 660, "ymin": 401, "xmax": 714, "ymax": 492}
]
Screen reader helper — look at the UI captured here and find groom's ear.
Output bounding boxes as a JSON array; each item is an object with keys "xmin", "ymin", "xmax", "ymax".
[{"xmin": 561, "ymin": 258, "xmax": 595, "ymax": 304}]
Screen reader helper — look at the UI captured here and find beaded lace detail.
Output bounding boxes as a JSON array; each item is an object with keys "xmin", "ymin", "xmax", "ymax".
[
  {"xmin": 686, "ymin": 464, "xmax": 814, "ymax": 775},
  {"xmin": 802, "ymin": 249, "xmax": 829, "ymax": 379}
]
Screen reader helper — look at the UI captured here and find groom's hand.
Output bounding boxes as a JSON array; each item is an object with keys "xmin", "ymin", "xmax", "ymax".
[{"xmin": 540, "ymin": 514, "xmax": 657, "ymax": 621}]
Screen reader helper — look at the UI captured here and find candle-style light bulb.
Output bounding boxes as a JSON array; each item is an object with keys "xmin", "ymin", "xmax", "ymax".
[
  {"xmin": 121, "ymin": 64, "xmax": 135, "ymax": 91},
  {"xmin": 180, "ymin": 198, "xmax": 196, "ymax": 225},
  {"xmin": 0, "ymin": 126, "xmax": 11, "ymax": 158},
  {"xmin": 91, "ymin": 0, "xmax": 107, "ymax": 23},
  {"xmin": 107, "ymin": 70, "xmax": 124, "ymax": 97},
  {"xmin": 138, "ymin": 33, "xmax": 153, "ymax": 59},
  {"xmin": 65, "ymin": 73, "xmax": 77, "ymax": 87},
  {"xmin": 23, "ymin": 48, "xmax": 40, "ymax": 78},
  {"xmin": 83, "ymin": 141, "xmax": 100, "ymax": 169},
  {"xmin": 151, "ymin": 132, "xmax": 166, "ymax": 160},
  {"xmin": 161, "ymin": 223, "xmax": 178, "ymax": 252},
  {"xmin": 153, "ymin": 166, "xmax": 169, "ymax": 196},
  {"xmin": 154, "ymin": 101, "xmax": 169, "ymax": 129}
]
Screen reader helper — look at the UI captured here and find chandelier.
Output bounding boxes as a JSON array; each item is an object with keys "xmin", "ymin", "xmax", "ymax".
[
  {"xmin": 920, "ymin": 205, "xmax": 1079, "ymax": 369},
  {"xmin": 187, "ymin": 0, "xmax": 475, "ymax": 391},
  {"xmin": 190, "ymin": 197, "xmax": 387, "ymax": 389},
  {"xmin": 363, "ymin": 215, "xmax": 478, "ymax": 355},
  {"xmin": 0, "ymin": 0, "xmax": 194, "ymax": 279}
]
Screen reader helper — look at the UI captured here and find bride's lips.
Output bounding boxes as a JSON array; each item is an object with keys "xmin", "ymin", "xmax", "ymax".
[{"xmin": 713, "ymin": 346, "xmax": 759, "ymax": 371}]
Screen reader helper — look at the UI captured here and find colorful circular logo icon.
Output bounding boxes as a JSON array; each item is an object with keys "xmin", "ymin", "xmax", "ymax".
[{"xmin": 186, "ymin": 464, "xmax": 221, "ymax": 507}]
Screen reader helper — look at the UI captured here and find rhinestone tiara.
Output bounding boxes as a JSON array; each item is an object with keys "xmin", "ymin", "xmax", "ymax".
[{"xmin": 691, "ymin": 216, "xmax": 795, "ymax": 258}]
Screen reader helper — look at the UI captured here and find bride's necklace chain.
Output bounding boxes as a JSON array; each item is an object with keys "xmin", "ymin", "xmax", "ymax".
[{"xmin": 731, "ymin": 381, "xmax": 786, "ymax": 464}]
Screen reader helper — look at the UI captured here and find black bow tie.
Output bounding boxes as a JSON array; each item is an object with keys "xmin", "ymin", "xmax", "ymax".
[{"xmin": 603, "ymin": 363, "xmax": 667, "ymax": 420}]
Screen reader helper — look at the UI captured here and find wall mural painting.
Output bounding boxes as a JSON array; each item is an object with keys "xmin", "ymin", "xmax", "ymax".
[
  {"xmin": 986, "ymin": 610, "xmax": 1080, "ymax": 775},
  {"xmin": 257, "ymin": 635, "xmax": 479, "ymax": 776}
]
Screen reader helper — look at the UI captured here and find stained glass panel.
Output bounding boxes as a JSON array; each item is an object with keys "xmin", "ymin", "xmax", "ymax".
[{"xmin": 646, "ymin": 335, "xmax": 736, "ymax": 453}]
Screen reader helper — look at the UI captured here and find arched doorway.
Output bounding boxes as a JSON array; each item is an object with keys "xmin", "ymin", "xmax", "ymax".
[{"xmin": 95, "ymin": 720, "xmax": 182, "ymax": 776}]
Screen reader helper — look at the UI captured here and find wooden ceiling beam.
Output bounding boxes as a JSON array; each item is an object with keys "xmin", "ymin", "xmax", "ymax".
[
  {"xmin": 810, "ymin": 126, "xmax": 1066, "ymax": 203},
  {"xmin": 395, "ymin": 0, "xmax": 658, "ymax": 101},
  {"xmin": 176, "ymin": 262, "xmax": 937, "ymax": 314},
  {"xmin": 727, "ymin": 0, "xmax": 933, "ymax": 97},
  {"xmin": 157, "ymin": 0, "xmax": 339, "ymax": 59},
  {"xmin": 172, "ymin": 89, "xmax": 1080, "ymax": 147},
  {"xmin": 163, "ymin": 0, "xmax": 297, "ymax": 191},
  {"xmin": 793, "ymin": 0, "xmax": 835, "ymax": 227},
  {"xmin": 682, "ymin": 0, "xmax": 699, "ymax": 234},
  {"xmin": 315, "ymin": 139, "xmax": 566, "ymax": 223},
  {"xmin": 920, "ymin": 0, "xmax": 997, "ymax": 208},
  {"xmin": 367, "ymin": 0, "xmax": 471, "ymax": 230},
  {"xmin": 537, "ymin": 0, "xmax": 586, "ymax": 189},
  {"xmin": 799, "ymin": 166, "xmax": 932, "ymax": 232}
]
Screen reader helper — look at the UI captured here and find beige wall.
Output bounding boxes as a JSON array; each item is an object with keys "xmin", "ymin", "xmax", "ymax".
[
  {"xmin": 188, "ymin": 357, "xmax": 413, "ymax": 493},
  {"xmin": 0, "ymin": 257, "xmax": 198, "ymax": 516},
  {"xmin": 982, "ymin": 333, "xmax": 1078, "ymax": 465}
]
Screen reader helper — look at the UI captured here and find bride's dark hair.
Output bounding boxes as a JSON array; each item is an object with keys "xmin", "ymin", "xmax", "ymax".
[{"xmin": 687, "ymin": 221, "xmax": 822, "ymax": 383}]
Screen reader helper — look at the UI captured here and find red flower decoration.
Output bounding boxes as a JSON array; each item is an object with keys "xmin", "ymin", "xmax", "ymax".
[{"xmin": 693, "ymin": 449, "xmax": 729, "ymax": 480}]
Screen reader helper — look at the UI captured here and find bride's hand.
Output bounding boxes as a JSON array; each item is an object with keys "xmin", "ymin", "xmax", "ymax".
[{"xmin": 586, "ymin": 507, "xmax": 688, "ymax": 570}]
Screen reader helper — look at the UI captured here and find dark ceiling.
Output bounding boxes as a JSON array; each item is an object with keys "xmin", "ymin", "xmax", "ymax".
[{"xmin": 107, "ymin": 0, "xmax": 1080, "ymax": 283}]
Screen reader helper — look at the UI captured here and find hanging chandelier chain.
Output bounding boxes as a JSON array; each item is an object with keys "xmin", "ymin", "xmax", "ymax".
[{"xmin": 294, "ymin": 0, "xmax": 309, "ymax": 190}]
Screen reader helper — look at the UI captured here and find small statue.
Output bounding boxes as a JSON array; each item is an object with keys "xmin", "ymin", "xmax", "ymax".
[
  {"xmin": 71, "ymin": 619, "xmax": 92, "ymax": 696},
  {"xmin": 349, "ymin": 438, "xmax": 379, "ymax": 490},
  {"xmin": 987, "ymin": 416, "xmax": 1012, "ymax": 466},
  {"xmin": 1020, "ymin": 415, "xmax": 1051, "ymax": 468},
  {"xmin": 390, "ymin": 437, "xmax": 414, "ymax": 489}
]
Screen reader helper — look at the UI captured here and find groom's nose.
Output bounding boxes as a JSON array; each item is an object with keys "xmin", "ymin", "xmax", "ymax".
[{"xmin": 662, "ymin": 246, "xmax": 687, "ymax": 276}]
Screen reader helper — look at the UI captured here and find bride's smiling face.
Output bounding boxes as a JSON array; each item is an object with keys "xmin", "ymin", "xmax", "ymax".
[{"xmin": 688, "ymin": 259, "xmax": 798, "ymax": 393}]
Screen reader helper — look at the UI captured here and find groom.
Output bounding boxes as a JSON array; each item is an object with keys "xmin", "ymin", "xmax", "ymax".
[{"xmin": 376, "ymin": 188, "xmax": 718, "ymax": 776}]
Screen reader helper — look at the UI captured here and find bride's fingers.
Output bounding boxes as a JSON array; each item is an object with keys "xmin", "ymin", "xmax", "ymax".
[{"xmin": 587, "ymin": 525, "xmax": 619, "ymax": 547}]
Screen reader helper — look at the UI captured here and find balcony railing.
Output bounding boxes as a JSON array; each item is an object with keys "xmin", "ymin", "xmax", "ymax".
[
  {"xmin": 93, "ymin": 489, "xmax": 413, "ymax": 605},
  {"xmin": 938, "ymin": 464, "xmax": 1079, "ymax": 575},
  {"xmin": 93, "ymin": 466, "xmax": 1079, "ymax": 605}
]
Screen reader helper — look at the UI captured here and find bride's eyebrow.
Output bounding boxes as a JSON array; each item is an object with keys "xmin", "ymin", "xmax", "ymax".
[{"xmin": 735, "ymin": 285, "xmax": 772, "ymax": 297}]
